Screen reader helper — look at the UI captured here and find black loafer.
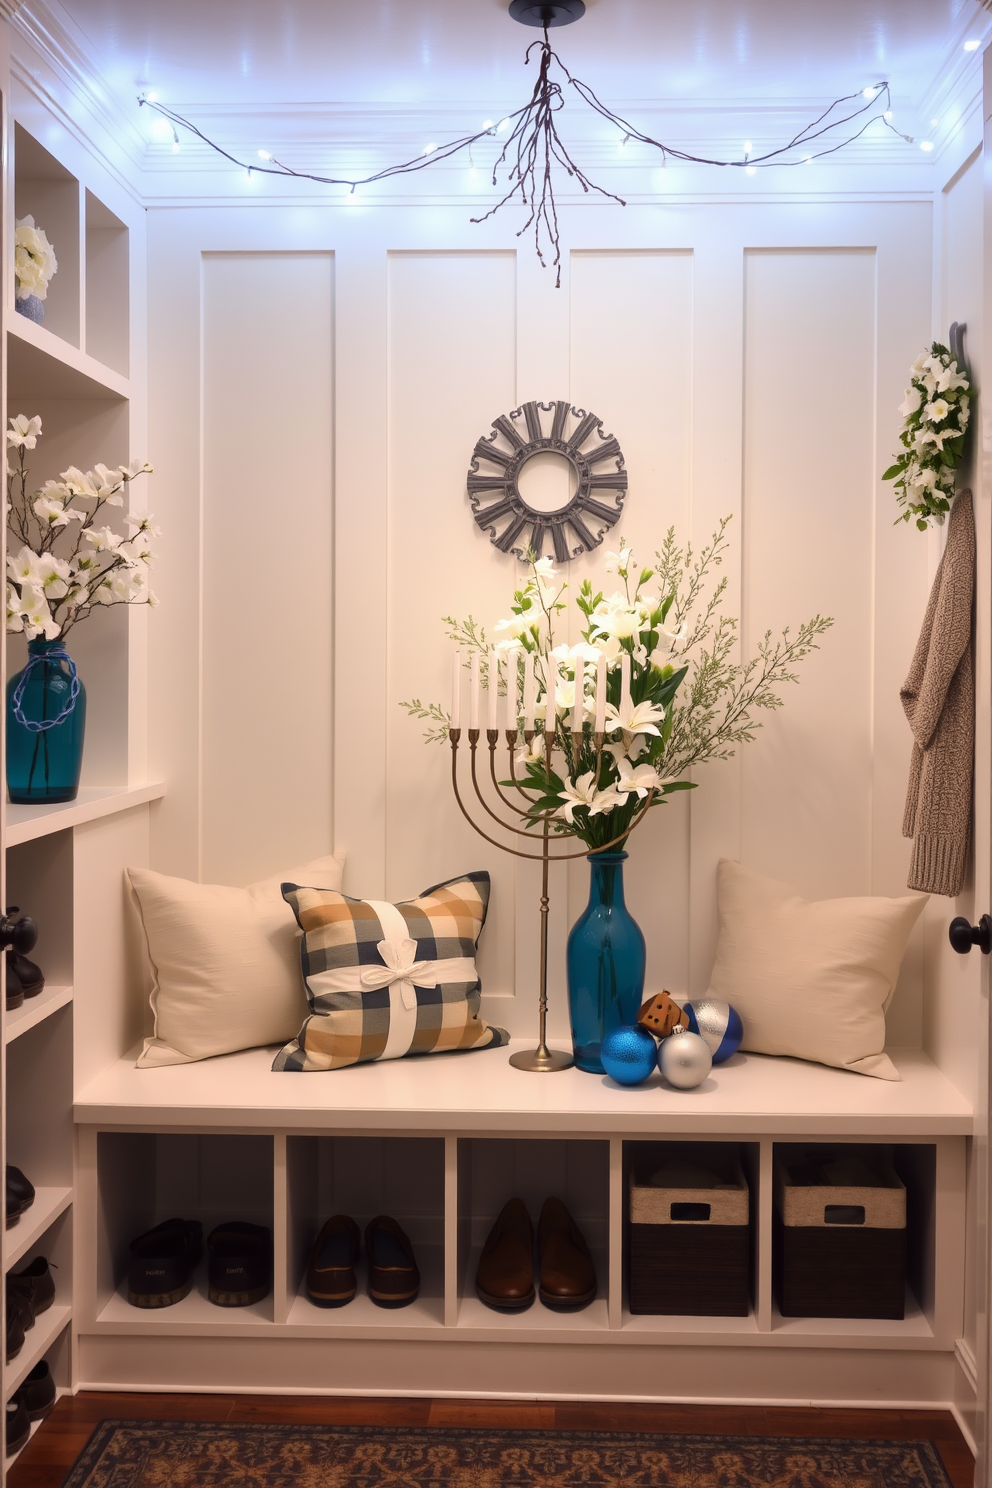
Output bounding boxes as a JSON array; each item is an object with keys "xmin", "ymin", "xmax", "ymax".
[
  {"xmin": 5, "ymin": 1294, "xmax": 31, "ymax": 1362},
  {"xmin": 5, "ymin": 1399, "xmax": 30, "ymax": 1455},
  {"xmin": 6, "ymin": 1165, "xmax": 35, "ymax": 1229},
  {"xmin": 9, "ymin": 1257, "xmax": 56, "ymax": 1319},
  {"xmin": 15, "ymin": 1360, "xmax": 56, "ymax": 1422},
  {"xmin": 127, "ymin": 1218, "xmax": 202, "ymax": 1308},
  {"xmin": 365, "ymin": 1215, "xmax": 420, "ymax": 1309},
  {"xmin": 8, "ymin": 950, "xmax": 43, "ymax": 999},
  {"xmin": 5, "ymin": 960, "xmax": 23, "ymax": 1011},
  {"xmin": 306, "ymin": 1215, "xmax": 360, "ymax": 1307},
  {"xmin": 207, "ymin": 1222, "xmax": 271, "ymax": 1307}
]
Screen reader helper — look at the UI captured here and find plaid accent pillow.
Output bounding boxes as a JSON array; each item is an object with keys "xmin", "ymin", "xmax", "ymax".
[{"xmin": 272, "ymin": 871, "xmax": 508, "ymax": 1071}]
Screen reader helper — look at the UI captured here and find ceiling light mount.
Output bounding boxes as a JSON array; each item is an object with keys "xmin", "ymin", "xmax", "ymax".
[{"xmin": 508, "ymin": 0, "xmax": 586, "ymax": 27}]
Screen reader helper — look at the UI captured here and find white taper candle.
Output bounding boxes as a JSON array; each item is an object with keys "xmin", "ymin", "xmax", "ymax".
[
  {"xmin": 451, "ymin": 649, "xmax": 461, "ymax": 730},
  {"xmin": 570, "ymin": 657, "xmax": 583, "ymax": 732},
  {"xmin": 505, "ymin": 651, "xmax": 519, "ymax": 731},
  {"xmin": 620, "ymin": 651, "xmax": 631, "ymax": 716},
  {"xmin": 545, "ymin": 657, "xmax": 559, "ymax": 725},
  {"xmin": 594, "ymin": 652, "xmax": 606, "ymax": 733},
  {"xmin": 469, "ymin": 651, "xmax": 480, "ymax": 731},
  {"xmin": 487, "ymin": 648, "xmax": 499, "ymax": 730},
  {"xmin": 523, "ymin": 654, "xmax": 535, "ymax": 729}
]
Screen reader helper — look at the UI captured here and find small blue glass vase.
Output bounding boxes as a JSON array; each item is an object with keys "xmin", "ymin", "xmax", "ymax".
[
  {"xmin": 566, "ymin": 851, "xmax": 646, "ymax": 1074},
  {"xmin": 6, "ymin": 639, "xmax": 87, "ymax": 804}
]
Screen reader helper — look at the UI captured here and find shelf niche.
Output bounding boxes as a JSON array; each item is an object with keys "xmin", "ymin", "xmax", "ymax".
[{"xmin": 13, "ymin": 124, "xmax": 80, "ymax": 350}]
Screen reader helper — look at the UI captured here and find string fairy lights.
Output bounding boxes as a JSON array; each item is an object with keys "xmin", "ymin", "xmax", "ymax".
[{"xmin": 138, "ymin": 18, "xmax": 917, "ymax": 287}]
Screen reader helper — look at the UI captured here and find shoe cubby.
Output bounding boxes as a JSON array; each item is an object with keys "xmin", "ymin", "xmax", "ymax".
[
  {"xmin": 12, "ymin": 124, "xmax": 81, "ymax": 349},
  {"xmin": 621, "ymin": 1141, "xmax": 759, "ymax": 1331},
  {"xmin": 5, "ymin": 832, "xmax": 74, "ymax": 1043},
  {"xmin": 5, "ymin": 1006, "xmax": 73, "ymax": 1197},
  {"xmin": 95, "ymin": 1132, "xmax": 275, "ymax": 1326},
  {"xmin": 285, "ymin": 1135, "xmax": 445, "ymax": 1328},
  {"xmin": 769, "ymin": 1143, "xmax": 935, "ymax": 1334},
  {"xmin": 456, "ymin": 1137, "xmax": 610, "ymax": 1331},
  {"xmin": 4, "ymin": 1202, "xmax": 72, "ymax": 1402}
]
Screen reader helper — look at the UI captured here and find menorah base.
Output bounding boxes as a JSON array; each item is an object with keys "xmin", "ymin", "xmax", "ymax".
[{"xmin": 509, "ymin": 1045, "xmax": 575, "ymax": 1073}]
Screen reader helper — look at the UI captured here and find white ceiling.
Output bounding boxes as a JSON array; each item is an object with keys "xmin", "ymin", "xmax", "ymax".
[{"xmin": 30, "ymin": 0, "xmax": 992, "ymax": 115}]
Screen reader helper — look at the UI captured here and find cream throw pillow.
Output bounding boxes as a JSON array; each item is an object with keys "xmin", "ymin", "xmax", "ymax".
[
  {"xmin": 708, "ymin": 860, "xmax": 927, "ymax": 1080},
  {"xmin": 129, "ymin": 854, "xmax": 345, "ymax": 1068}
]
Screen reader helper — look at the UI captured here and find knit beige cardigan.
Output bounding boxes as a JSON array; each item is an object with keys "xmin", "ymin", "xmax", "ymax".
[{"xmin": 900, "ymin": 488, "xmax": 975, "ymax": 896}]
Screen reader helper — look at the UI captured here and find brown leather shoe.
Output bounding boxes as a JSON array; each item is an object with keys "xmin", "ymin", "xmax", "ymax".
[
  {"xmin": 475, "ymin": 1198, "xmax": 535, "ymax": 1311},
  {"xmin": 365, "ymin": 1215, "xmax": 420, "ymax": 1308},
  {"xmin": 538, "ymin": 1197, "xmax": 597, "ymax": 1310},
  {"xmin": 306, "ymin": 1215, "xmax": 360, "ymax": 1307}
]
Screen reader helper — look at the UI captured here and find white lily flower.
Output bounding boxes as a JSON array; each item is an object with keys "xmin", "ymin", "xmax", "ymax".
[
  {"xmin": 494, "ymin": 613, "xmax": 536, "ymax": 639},
  {"xmin": 85, "ymin": 525, "xmax": 124, "ymax": 553},
  {"xmin": 898, "ymin": 387, "xmax": 922, "ymax": 417},
  {"xmin": 592, "ymin": 606, "xmax": 644, "ymax": 642},
  {"xmin": 925, "ymin": 398, "xmax": 950, "ymax": 423},
  {"xmin": 604, "ymin": 697, "xmax": 665, "ymax": 737},
  {"xmin": 7, "ymin": 415, "xmax": 42, "ymax": 450},
  {"xmin": 604, "ymin": 542, "xmax": 633, "ymax": 577},
  {"xmin": 17, "ymin": 582, "xmax": 60, "ymax": 640},
  {"xmin": 515, "ymin": 737, "xmax": 546, "ymax": 768},
  {"xmin": 32, "ymin": 552, "xmax": 71, "ymax": 599},
  {"xmin": 6, "ymin": 584, "xmax": 24, "ymax": 633},
  {"xmin": 612, "ymin": 755, "xmax": 664, "ymax": 799},
  {"xmin": 935, "ymin": 363, "xmax": 968, "ymax": 395},
  {"xmin": 558, "ymin": 772, "xmax": 619, "ymax": 823},
  {"xmin": 32, "ymin": 494, "xmax": 71, "ymax": 528},
  {"xmin": 60, "ymin": 466, "xmax": 100, "ymax": 499}
]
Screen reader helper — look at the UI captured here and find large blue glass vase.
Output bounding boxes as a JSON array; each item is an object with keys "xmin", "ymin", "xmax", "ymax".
[
  {"xmin": 6, "ymin": 639, "xmax": 87, "ymax": 804},
  {"xmin": 567, "ymin": 851, "xmax": 646, "ymax": 1074}
]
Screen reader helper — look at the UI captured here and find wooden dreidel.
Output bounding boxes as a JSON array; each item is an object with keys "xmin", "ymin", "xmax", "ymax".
[{"xmin": 636, "ymin": 991, "xmax": 689, "ymax": 1040}]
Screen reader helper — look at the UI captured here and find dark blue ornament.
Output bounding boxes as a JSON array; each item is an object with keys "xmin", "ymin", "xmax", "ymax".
[
  {"xmin": 601, "ymin": 1024, "xmax": 657, "ymax": 1086},
  {"xmin": 683, "ymin": 999, "xmax": 744, "ymax": 1063}
]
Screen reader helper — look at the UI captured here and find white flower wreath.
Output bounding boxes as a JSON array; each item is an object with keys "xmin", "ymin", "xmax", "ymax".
[{"xmin": 883, "ymin": 343, "xmax": 973, "ymax": 530}]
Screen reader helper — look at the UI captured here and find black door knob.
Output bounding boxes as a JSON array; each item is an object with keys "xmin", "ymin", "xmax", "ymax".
[{"xmin": 949, "ymin": 915, "xmax": 992, "ymax": 955}]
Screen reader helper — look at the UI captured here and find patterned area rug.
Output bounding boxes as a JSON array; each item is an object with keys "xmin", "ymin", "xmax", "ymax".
[{"xmin": 62, "ymin": 1421, "xmax": 954, "ymax": 1487}]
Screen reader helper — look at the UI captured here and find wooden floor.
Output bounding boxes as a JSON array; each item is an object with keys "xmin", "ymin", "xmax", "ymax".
[{"xmin": 6, "ymin": 1393, "xmax": 976, "ymax": 1487}]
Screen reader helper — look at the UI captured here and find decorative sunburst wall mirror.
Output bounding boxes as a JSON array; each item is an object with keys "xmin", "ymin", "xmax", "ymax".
[{"xmin": 467, "ymin": 400, "xmax": 627, "ymax": 561}]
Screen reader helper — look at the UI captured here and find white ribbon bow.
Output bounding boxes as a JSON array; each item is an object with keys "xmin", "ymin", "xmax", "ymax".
[{"xmin": 359, "ymin": 938, "xmax": 433, "ymax": 1011}]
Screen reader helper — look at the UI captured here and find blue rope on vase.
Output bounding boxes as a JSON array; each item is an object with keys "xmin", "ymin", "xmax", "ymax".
[{"xmin": 11, "ymin": 645, "xmax": 80, "ymax": 732}]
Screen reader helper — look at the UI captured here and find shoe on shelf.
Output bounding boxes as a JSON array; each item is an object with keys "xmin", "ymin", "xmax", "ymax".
[
  {"xmin": 5, "ymin": 1165, "xmax": 35, "ymax": 1229},
  {"xmin": 9, "ymin": 1257, "xmax": 56, "ymax": 1320},
  {"xmin": 7, "ymin": 950, "xmax": 44, "ymax": 999},
  {"xmin": 537, "ymin": 1196, "xmax": 598, "ymax": 1311},
  {"xmin": 306, "ymin": 1215, "xmax": 360, "ymax": 1307},
  {"xmin": 5, "ymin": 1398, "xmax": 30, "ymax": 1456},
  {"xmin": 5, "ymin": 960, "xmax": 23, "ymax": 1012},
  {"xmin": 5, "ymin": 1294, "xmax": 31, "ymax": 1363},
  {"xmin": 475, "ymin": 1198, "xmax": 535, "ymax": 1312},
  {"xmin": 207, "ymin": 1222, "xmax": 271, "ymax": 1307},
  {"xmin": 127, "ymin": 1218, "xmax": 203, "ymax": 1308},
  {"xmin": 365, "ymin": 1215, "xmax": 420, "ymax": 1309},
  {"xmin": 14, "ymin": 1361, "xmax": 56, "ymax": 1422}
]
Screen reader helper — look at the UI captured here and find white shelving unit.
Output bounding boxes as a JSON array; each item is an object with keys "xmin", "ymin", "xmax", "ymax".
[{"xmin": 0, "ymin": 79, "xmax": 156, "ymax": 1474}]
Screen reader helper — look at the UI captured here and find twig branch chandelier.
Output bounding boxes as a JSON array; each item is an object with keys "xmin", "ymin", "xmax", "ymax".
[{"xmin": 138, "ymin": 0, "xmax": 910, "ymax": 286}]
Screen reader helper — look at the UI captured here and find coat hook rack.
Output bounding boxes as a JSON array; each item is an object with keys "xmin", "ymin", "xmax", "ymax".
[{"xmin": 949, "ymin": 321, "xmax": 967, "ymax": 369}]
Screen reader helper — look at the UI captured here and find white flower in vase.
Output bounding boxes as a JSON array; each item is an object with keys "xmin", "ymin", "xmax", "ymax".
[{"xmin": 14, "ymin": 217, "xmax": 57, "ymax": 302}]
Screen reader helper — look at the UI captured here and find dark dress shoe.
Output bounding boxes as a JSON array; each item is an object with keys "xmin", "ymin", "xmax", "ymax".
[
  {"xmin": 9, "ymin": 1257, "xmax": 56, "ymax": 1319},
  {"xmin": 475, "ymin": 1198, "xmax": 535, "ymax": 1311},
  {"xmin": 5, "ymin": 1398, "xmax": 30, "ymax": 1455},
  {"xmin": 306, "ymin": 1215, "xmax": 360, "ymax": 1307},
  {"xmin": 5, "ymin": 959, "xmax": 23, "ymax": 1011},
  {"xmin": 128, "ymin": 1218, "xmax": 202, "ymax": 1308},
  {"xmin": 537, "ymin": 1196, "xmax": 597, "ymax": 1310},
  {"xmin": 8, "ymin": 950, "xmax": 43, "ymax": 998},
  {"xmin": 5, "ymin": 1295, "xmax": 30, "ymax": 1362},
  {"xmin": 207, "ymin": 1222, "xmax": 271, "ymax": 1306},
  {"xmin": 15, "ymin": 1360, "xmax": 56, "ymax": 1421},
  {"xmin": 365, "ymin": 1215, "xmax": 420, "ymax": 1308},
  {"xmin": 5, "ymin": 1166, "xmax": 34, "ymax": 1228}
]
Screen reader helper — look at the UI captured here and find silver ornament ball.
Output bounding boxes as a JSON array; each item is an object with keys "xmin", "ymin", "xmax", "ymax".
[{"xmin": 658, "ymin": 1028, "xmax": 712, "ymax": 1089}]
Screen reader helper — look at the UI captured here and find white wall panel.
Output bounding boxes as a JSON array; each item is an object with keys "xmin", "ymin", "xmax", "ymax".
[
  {"xmin": 568, "ymin": 250, "xmax": 693, "ymax": 999},
  {"xmin": 741, "ymin": 249, "xmax": 875, "ymax": 899},
  {"xmin": 200, "ymin": 252, "xmax": 334, "ymax": 884},
  {"xmin": 385, "ymin": 252, "xmax": 518, "ymax": 1018}
]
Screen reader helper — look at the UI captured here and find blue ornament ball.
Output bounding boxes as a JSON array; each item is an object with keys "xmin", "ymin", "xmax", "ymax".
[
  {"xmin": 601, "ymin": 1025, "xmax": 658, "ymax": 1086},
  {"xmin": 683, "ymin": 999, "xmax": 743, "ymax": 1064}
]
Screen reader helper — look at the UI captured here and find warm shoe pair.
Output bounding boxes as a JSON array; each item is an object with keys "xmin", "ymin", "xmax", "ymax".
[
  {"xmin": 4, "ymin": 908, "xmax": 43, "ymax": 1011},
  {"xmin": 127, "ymin": 1219, "xmax": 271, "ymax": 1309},
  {"xmin": 306, "ymin": 1215, "xmax": 420, "ymax": 1310},
  {"xmin": 5, "ymin": 1361, "xmax": 57, "ymax": 1453},
  {"xmin": 6, "ymin": 1258, "xmax": 56, "ymax": 1362},
  {"xmin": 475, "ymin": 1197, "xmax": 597, "ymax": 1312},
  {"xmin": 6, "ymin": 1165, "xmax": 35, "ymax": 1228}
]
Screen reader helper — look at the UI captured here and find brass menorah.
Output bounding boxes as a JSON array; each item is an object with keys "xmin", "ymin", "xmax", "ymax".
[{"xmin": 448, "ymin": 717, "xmax": 655, "ymax": 1072}]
